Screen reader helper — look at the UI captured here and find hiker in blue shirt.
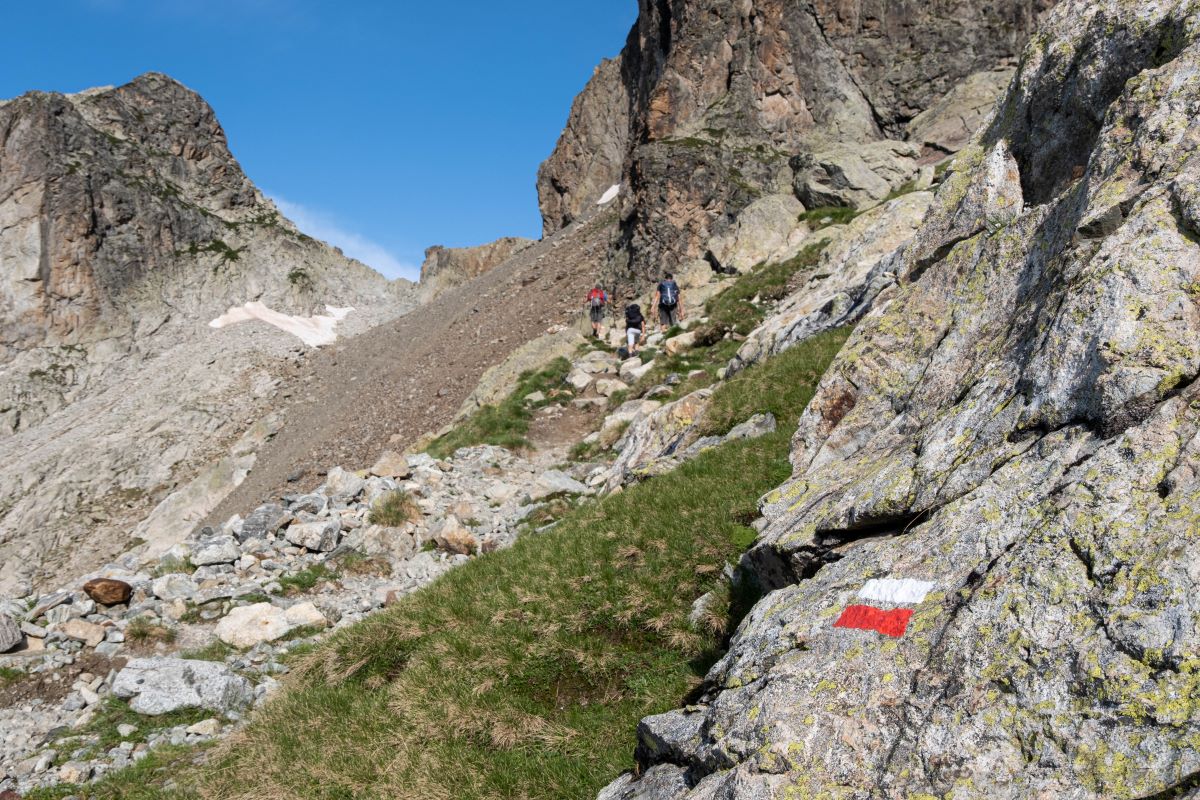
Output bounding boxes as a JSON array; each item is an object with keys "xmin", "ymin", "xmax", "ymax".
[{"xmin": 652, "ymin": 272, "xmax": 684, "ymax": 332}]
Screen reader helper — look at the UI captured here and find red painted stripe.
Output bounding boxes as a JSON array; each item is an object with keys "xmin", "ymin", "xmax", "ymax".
[{"xmin": 833, "ymin": 605, "xmax": 914, "ymax": 638}]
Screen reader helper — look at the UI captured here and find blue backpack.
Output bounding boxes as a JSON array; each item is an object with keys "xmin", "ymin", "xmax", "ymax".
[{"xmin": 660, "ymin": 280, "xmax": 679, "ymax": 306}]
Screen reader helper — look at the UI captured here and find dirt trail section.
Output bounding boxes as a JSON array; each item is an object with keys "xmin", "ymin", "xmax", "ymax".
[{"xmin": 208, "ymin": 207, "xmax": 619, "ymax": 524}]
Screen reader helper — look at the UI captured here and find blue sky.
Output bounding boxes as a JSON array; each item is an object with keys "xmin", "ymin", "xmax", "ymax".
[{"xmin": 0, "ymin": 0, "xmax": 637, "ymax": 280}]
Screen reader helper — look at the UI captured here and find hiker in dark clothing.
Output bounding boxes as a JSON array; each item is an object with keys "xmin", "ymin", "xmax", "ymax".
[
  {"xmin": 652, "ymin": 272, "xmax": 684, "ymax": 331},
  {"xmin": 624, "ymin": 303, "xmax": 646, "ymax": 356}
]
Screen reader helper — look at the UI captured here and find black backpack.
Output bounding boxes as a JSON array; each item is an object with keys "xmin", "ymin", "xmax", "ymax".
[{"xmin": 625, "ymin": 304, "xmax": 643, "ymax": 327}]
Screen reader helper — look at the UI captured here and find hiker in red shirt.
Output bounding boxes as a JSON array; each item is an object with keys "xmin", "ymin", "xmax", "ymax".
[{"xmin": 586, "ymin": 285, "xmax": 609, "ymax": 338}]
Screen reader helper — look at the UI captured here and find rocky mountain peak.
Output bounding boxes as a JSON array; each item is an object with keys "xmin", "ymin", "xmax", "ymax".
[{"xmin": 0, "ymin": 72, "xmax": 413, "ymax": 599}]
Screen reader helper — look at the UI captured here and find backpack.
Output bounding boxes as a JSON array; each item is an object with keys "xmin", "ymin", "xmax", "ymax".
[
  {"xmin": 660, "ymin": 280, "xmax": 679, "ymax": 307},
  {"xmin": 625, "ymin": 304, "xmax": 643, "ymax": 328},
  {"xmin": 588, "ymin": 288, "xmax": 605, "ymax": 308}
]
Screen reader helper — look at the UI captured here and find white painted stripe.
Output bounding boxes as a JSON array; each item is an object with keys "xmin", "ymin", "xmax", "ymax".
[{"xmin": 858, "ymin": 578, "xmax": 934, "ymax": 605}]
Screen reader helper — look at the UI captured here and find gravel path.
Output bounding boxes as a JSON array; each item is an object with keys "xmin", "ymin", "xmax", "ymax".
[{"xmin": 207, "ymin": 207, "xmax": 620, "ymax": 525}]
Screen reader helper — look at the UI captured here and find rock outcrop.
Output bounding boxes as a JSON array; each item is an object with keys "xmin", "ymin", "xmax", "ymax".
[
  {"xmin": 540, "ymin": 0, "xmax": 1054, "ymax": 281},
  {"xmin": 727, "ymin": 190, "xmax": 933, "ymax": 375},
  {"xmin": 606, "ymin": 0, "xmax": 1200, "ymax": 797},
  {"xmin": 417, "ymin": 237, "xmax": 535, "ymax": 302},
  {"xmin": 0, "ymin": 73, "xmax": 416, "ymax": 597}
]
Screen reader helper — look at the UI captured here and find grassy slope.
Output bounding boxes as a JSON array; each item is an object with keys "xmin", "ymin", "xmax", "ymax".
[
  {"xmin": 426, "ymin": 357, "xmax": 574, "ymax": 459},
  {"xmin": 29, "ymin": 327, "xmax": 846, "ymax": 800},
  {"xmin": 214, "ymin": 328, "xmax": 849, "ymax": 800}
]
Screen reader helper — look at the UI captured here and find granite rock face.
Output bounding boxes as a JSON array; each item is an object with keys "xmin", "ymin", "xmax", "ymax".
[
  {"xmin": 417, "ymin": 237, "xmax": 535, "ymax": 302},
  {"xmin": 605, "ymin": 1, "xmax": 1200, "ymax": 797},
  {"xmin": 727, "ymin": 190, "xmax": 934, "ymax": 376},
  {"xmin": 539, "ymin": 0, "xmax": 1054, "ymax": 281}
]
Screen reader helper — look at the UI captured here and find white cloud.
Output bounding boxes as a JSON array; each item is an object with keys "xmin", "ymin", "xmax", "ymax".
[{"xmin": 269, "ymin": 194, "xmax": 419, "ymax": 281}]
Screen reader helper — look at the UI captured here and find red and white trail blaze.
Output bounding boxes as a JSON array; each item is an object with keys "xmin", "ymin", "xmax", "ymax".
[{"xmin": 832, "ymin": 578, "xmax": 934, "ymax": 638}]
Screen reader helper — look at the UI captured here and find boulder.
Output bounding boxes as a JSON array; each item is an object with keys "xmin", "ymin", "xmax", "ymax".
[
  {"xmin": 706, "ymin": 194, "xmax": 807, "ymax": 272},
  {"xmin": 284, "ymin": 520, "xmax": 341, "ymax": 553},
  {"xmin": 605, "ymin": 389, "xmax": 714, "ymax": 491},
  {"xmin": 214, "ymin": 602, "xmax": 327, "ymax": 648},
  {"xmin": 82, "ymin": 578, "xmax": 132, "ymax": 606},
  {"xmin": 356, "ymin": 525, "xmax": 418, "ymax": 562},
  {"xmin": 191, "ymin": 535, "xmax": 239, "ymax": 566},
  {"xmin": 112, "ymin": 657, "xmax": 254, "ymax": 716},
  {"xmin": 237, "ymin": 503, "xmax": 289, "ymax": 543},
  {"xmin": 793, "ymin": 140, "xmax": 921, "ymax": 210},
  {"xmin": 57, "ymin": 762, "xmax": 93, "ymax": 784},
  {"xmin": 151, "ymin": 573, "xmax": 198, "ymax": 602},
  {"xmin": 369, "ymin": 451, "xmax": 412, "ymax": 480},
  {"xmin": 58, "ymin": 618, "xmax": 107, "ymax": 647},
  {"xmin": 619, "ymin": 359, "xmax": 656, "ymax": 383},
  {"xmin": 282, "ymin": 602, "xmax": 328, "ymax": 631},
  {"xmin": 324, "ymin": 466, "xmax": 366, "ymax": 501},
  {"xmin": 595, "ymin": 378, "xmax": 629, "ymax": 398},
  {"xmin": 186, "ymin": 718, "xmax": 221, "ymax": 736},
  {"xmin": 530, "ymin": 470, "xmax": 589, "ymax": 501},
  {"xmin": 431, "ymin": 517, "xmax": 478, "ymax": 556},
  {"xmin": 598, "ymin": 399, "xmax": 663, "ymax": 448},
  {"xmin": 722, "ymin": 412, "xmax": 776, "ymax": 443},
  {"xmin": 567, "ymin": 369, "xmax": 594, "ymax": 392},
  {"xmin": 577, "ymin": 350, "xmax": 617, "ymax": 374},
  {"xmin": 288, "ymin": 493, "xmax": 327, "ymax": 515},
  {"xmin": 662, "ymin": 332, "xmax": 697, "ymax": 356},
  {"xmin": 0, "ymin": 614, "xmax": 21, "ymax": 653}
]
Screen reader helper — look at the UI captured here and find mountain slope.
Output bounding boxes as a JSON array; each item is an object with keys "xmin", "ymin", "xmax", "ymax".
[{"xmin": 0, "ymin": 73, "xmax": 413, "ymax": 596}]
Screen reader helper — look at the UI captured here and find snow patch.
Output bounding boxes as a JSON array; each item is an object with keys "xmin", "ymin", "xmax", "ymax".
[
  {"xmin": 209, "ymin": 302, "xmax": 354, "ymax": 347},
  {"xmin": 597, "ymin": 184, "xmax": 621, "ymax": 205}
]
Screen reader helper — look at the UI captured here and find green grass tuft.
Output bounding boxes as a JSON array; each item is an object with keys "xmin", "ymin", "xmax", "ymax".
[
  {"xmin": 126, "ymin": 618, "xmax": 177, "ymax": 646},
  {"xmin": 367, "ymin": 491, "xmax": 421, "ymax": 527},
  {"xmin": 275, "ymin": 565, "xmax": 339, "ymax": 596},
  {"xmin": 179, "ymin": 640, "xmax": 237, "ymax": 663},
  {"xmin": 427, "ymin": 357, "xmax": 573, "ymax": 458}
]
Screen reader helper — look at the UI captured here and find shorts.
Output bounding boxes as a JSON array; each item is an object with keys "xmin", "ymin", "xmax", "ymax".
[
  {"xmin": 589, "ymin": 306, "xmax": 604, "ymax": 323},
  {"xmin": 658, "ymin": 304, "xmax": 679, "ymax": 327},
  {"xmin": 627, "ymin": 328, "xmax": 641, "ymax": 349}
]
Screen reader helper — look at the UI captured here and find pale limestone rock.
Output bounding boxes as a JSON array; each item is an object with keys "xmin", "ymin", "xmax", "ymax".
[
  {"xmin": 57, "ymin": 619, "xmax": 106, "ymax": 647},
  {"xmin": 369, "ymin": 451, "xmax": 412, "ymax": 480}
]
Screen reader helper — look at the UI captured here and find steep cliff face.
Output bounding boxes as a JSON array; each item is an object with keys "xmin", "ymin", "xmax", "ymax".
[
  {"xmin": 417, "ymin": 236, "xmax": 535, "ymax": 302},
  {"xmin": 605, "ymin": 0, "xmax": 1200, "ymax": 796},
  {"xmin": 0, "ymin": 73, "xmax": 414, "ymax": 597},
  {"xmin": 540, "ymin": 0, "xmax": 1054, "ymax": 281}
]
